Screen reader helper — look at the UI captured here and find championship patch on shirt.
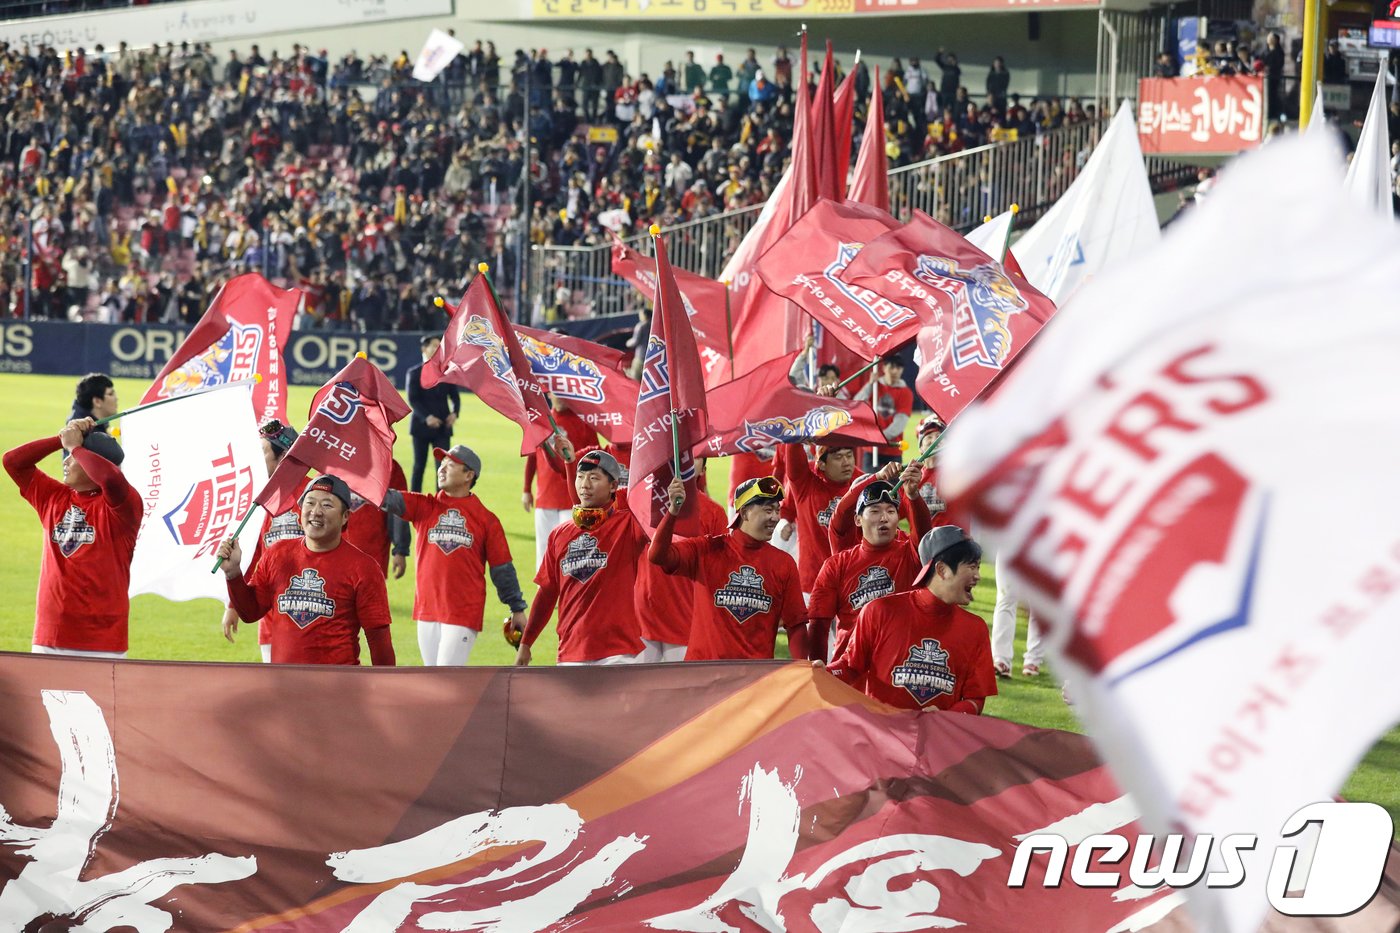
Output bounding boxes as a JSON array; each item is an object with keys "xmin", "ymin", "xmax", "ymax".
[
  {"xmin": 919, "ymin": 482, "xmax": 946, "ymax": 514},
  {"xmin": 52, "ymin": 505, "xmax": 96, "ymax": 558},
  {"xmin": 277, "ymin": 569, "xmax": 336, "ymax": 629},
  {"xmin": 817, "ymin": 494, "xmax": 841, "ymax": 529},
  {"xmin": 891, "ymin": 637, "xmax": 956, "ymax": 706},
  {"xmin": 560, "ymin": 533, "xmax": 608, "ymax": 583},
  {"xmin": 428, "ymin": 509, "xmax": 475, "ymax": 555},
  {"xmin": 848, "ymin": 566, "xmax": 895, "ymax": 612},
  {"xmin": 714, "ymin": 565, "xmax": 773, "ymax": 623},
  {"xmin": 264, "ymin": 511, "xmax": 304, "ymax": 545}
]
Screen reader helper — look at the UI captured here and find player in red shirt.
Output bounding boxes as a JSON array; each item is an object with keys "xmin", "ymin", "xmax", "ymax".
[
  {"xmin": 4, "ymin": 418, "xmax": 141, "ymax": 657},
  {"xmin": 382, "ymin": 444, "xmax": 528, "ymax": 666},
  {"xmin": 809, "ymin": 463, "xmax": 930, "ymax": 662},
  {"xmin": 649, "ymin": 474, "xmax": 808, "ymax": 661},
  {"xmin": 522, "ymin": 396, "xmax": 597, "ymax": 569},
  {"xmin": 345, "ymin": 458, "xmax": 410, "ymax": 578},
  {"xmin": 773, "ymin": 442, "xmax": 857, "ymax": 601},
  {"xmin": 826, "ymin": 525, "xmax": 996, "ymax": 713},
  {"xmin": 516, "ymin": 449, "xmax": 647, "ymax": 665},
  {"xmin": 218, "ymin": 475, "xmax": 395, "ymax": 666},
  {"xmin": 852, "ymin": 357, "xmax": 914, "ymax": 472}
]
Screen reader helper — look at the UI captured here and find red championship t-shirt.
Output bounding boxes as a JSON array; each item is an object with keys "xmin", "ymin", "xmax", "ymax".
[
  {"xmin": 530, "ymin": 500, "xmax": 648, "ymax": 662},
  {"xmin": 251, "ymin": 474, "xmax": 310, "ymax": 647},
  {"xmin": 345, "ymin": 460, "xmax": 407, "ymax": 575},
  {"xmin": 524, "ymin": 410, "xmax": 598, "ymax": 510},
  {"xmin": 6, "ymin": 438, "xmax": 141, "ymax": 652},
  {"xmin": 809, "ymin": 533, "xmax": 922, "ymax": 654},
  {"xmin": 635, "ymin": 491, "xmax": 728, "ymax": 646},
  {"xmin": 663, "ymin": 527, "xmax": 806, "ymax": 661},
  {"xmin": 775, "ymin": 445, "xmax": 855, "ymax": 593},
  {"xmin": 230, "ymin": 538, "xmax": 391, "ymax": 665},
  {"xmin": 828, "ymin": 588, "xmax": 997, "ymax": 712},
  {"xmin": 400, "ymin": 490, "xmax": 512, "ymax": 629}
]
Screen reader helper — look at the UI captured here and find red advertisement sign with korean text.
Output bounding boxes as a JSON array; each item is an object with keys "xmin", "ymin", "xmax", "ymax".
[{"xmin": 1137, "ymin": 76, "xmax": 1265, "ymax": 154}]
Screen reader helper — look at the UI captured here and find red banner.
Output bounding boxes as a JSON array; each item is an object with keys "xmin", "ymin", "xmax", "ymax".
[
  {"xmin": 610, "ymin": 241, "xmax": 733, "ymax": 387},
  {"xmin": 515, "ymin": 326, "xmax": 640, "ymax": 445},
  {"xmin": 1137, "ymin": 76, "xmax": 1266, "ymax": 154},
  {"xmin": 141, "ymin": 273, "xmax": 301, "ymax": 425}
]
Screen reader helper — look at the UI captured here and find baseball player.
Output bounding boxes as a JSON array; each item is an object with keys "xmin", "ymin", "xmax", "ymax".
[
  {"xmin": 217, "ymin": 474, "xmax": 395, "ymax": 666},
  {"xmin": 852, "ymin": 357, "xmax": 914, "ymax": 472},
  {"xmin": 4, "ymin": 417, "xmax": 140, "ymax": 657},
  {"xmin": 825, "ymin": 525, "xmax": 997, "ymax": 713},
  {"xmin": 649, "ymin": 473, "xmax": 808, "ymax": 661},
  {"xmin": 381, "ymin": 444, "xmax": 528, "ymax": 666},
  {"xmin": 516, "ymin": 449, "xmax": 647, "ymax": 666},
  {"xmin": 773, "ymin": 441, "xmax": 858, "ymax": 603},
  {"xmin": 345, "ymin": 458, "xmax": 410, "ymax": 579},
  {"xmin": 522, "ymin": 395, "xmax": 597, "ymax": 570},
  {"xmin": 808, "ymin": 462, "xmax": 930, "ymax": 661}
]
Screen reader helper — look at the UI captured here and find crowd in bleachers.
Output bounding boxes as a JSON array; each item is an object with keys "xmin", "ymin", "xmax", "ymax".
[{"xmin": 0, "ymin": 34, "xmax": 1100, "ymax": 331}]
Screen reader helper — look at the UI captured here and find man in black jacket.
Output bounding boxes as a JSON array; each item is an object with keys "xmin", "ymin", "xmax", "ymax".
[{"xmin": 405, "ymin": 335, "xmax": 460, "ymax": 492}]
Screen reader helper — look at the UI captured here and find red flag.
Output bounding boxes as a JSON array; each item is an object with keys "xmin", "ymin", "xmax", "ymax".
[
  {"xmin": 810, "ymin": 42, "xmax": 842, "ymax": 203},
  {"xmin": 610, "ymin": 240, "xmax": 733, "ymax": 386},
  {"xmin": 840, "ymin": 210, "xmax": 1057, "ymax": 423},
  {"xmin": 849, "ymin": 66, "xmax": 889, "ymax": 213},
  {"xmin": 423, "ymin": 274, "xmax": 554, "ymax": 455},
  {"xmin": 754, "ymin": 199, "xmax": 915, "ymax": 362},
  {"xmin": 516, "ymin": 325, "xmax": 640, "ymax": 445},
  {"xmin": 142, "ymin": 273, "xmax": 301, "ymax": 424},
  {"xmin": 516, "ymin": 324, "xmax": 632, "ymax": 374},
  {"xmin": 832, "ymin": 60, "xmax": 857, "ymax": 199},
  {"xmin": 629, "ymin": 234, "xmax": 709, "ymax": 536},
  {"xmin": 256, "ymin": 356, "xmax": 411, "ymax": 516},
  {"xmin": 696, "ymin": 352, "xmax": 886, "ymax": 458}
]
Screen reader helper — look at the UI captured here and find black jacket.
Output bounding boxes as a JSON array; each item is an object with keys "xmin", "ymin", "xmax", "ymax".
[{"xmin": 405, "ymin": 362, "xmax": 461, "ymax": 435}]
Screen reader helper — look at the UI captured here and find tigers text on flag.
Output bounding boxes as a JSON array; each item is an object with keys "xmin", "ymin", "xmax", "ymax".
[
  {"xmin": 141, "ymin": 273, "xmax": 301, "ymax": 425},
  {"xmin": 122, "ymin": 382, "xmax": 265, "ymax": 602},
  {"xmin": 938, "ymin": 135, "xmax": 1400, "ymax": 932},
  {"xmin": 517, "ymin": 325, "xmax": 640, "ymax": 444}
]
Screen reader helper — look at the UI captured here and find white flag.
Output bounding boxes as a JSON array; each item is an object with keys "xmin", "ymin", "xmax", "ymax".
[
  {"xmin": 964, "ymin": 208, "xmax": 1014, "ymax": 261},
  {"xmin": 1343, "ymin": 70, "xmax": 1393, "ymax": 218},
  {"xmin": 122, "ymin": 384, "xmax": 267, "ymax": 603},
  {"xmin": 412, "ymin": 29, "xmax": 464, "ymax": 83},
  {"xmin": 940, "ymin": 134, "xmax": 1400, "ymax": 932},
  {"xmin": 1010, "ymin": 101, "xmax": 1159, "ymax": 305}
]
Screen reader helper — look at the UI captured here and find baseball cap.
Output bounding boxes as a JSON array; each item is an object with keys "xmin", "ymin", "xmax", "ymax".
[
  {"xmin": 916, "ymin": 414, "xmax": 945, "ymax": 437},
  {"xmin": 730, "ymin": 475, "xmax": 783, "ymax": 529},
  {"xmin": 434, "ymin": 444, "xmax": 482, "ymax": 476},
  {"xmin": 912, "ymin": 525, "xmax": 973, "ymax": 588},
  {"xmin": 301, "ymin": 474, "xmax": 352, "ymax": 511},
  {"xmin": 816, "ymin": 444, "xmax": 854, "ymax": 461},
  {"xmin": 576, "ymin": 449, "xmax": 621, "ymax": 482},
  {"xmin": 855, "ymin": 480, "xmax": 899, "ymax": 514},
  {"xmin": 258, "ymin": 418, "xmax": 298, "ymax": 455},
  {"xmin": 81, "ymin": 431, "xmax": 124, "ymax": 466}
]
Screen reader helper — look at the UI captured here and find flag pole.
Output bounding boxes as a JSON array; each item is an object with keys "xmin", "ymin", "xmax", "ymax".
[
  {"xmin": 475, "ymin": 261, "xmax": 566, "ymax": 445},
  {"xmin": 999, "ymin": 203, "xmax": 1018, "ymax": 264},
  {"xmin": 92, "ymin": 375, "xmax": 263, "ymax": 428},
  {"xmin": 722, "ymin": 279, "xmax": 735, "ymax": 380},
  {"xmin": 913, "ymin": 431, "xmax": 943, "ymax": 464},
  {"xmin": 650, "ymin": 224, "xmax": 686, "ymax": 508},
  {"xmin": 211, "ymin": 505, "xmax": 259, "ymax": 574},
  {"xmin": 836, "ymin": 357, "xmax": 878, "ymax": 391}
]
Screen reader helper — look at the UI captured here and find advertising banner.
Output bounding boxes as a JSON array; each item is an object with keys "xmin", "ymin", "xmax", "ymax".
[{"xmin": 1137, "ymin": 75, "xmax": 1266, "ymax": 154}]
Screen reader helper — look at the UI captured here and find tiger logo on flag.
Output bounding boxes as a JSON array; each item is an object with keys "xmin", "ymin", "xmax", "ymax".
[
  {"xmin": 913, "ymin": 255, "xmax": 1027, "ymax": 371},
  {"xmin": 458, "ymin": 315, "xmax": 516, "ymax": 391},
  {"xmin": 153, "ymin": 322, "xmax": 262, "ymax": 399},
  {"xmin": 825, "ymin": 243, "xmax": 917, "ymax": 331},
  {"xmin": 736, "ymin": 406, "xmax": 853, "ymax": 453},
  {"xmin": 519, "ymin": 336, "xmax": 606, "ymax": 404}
]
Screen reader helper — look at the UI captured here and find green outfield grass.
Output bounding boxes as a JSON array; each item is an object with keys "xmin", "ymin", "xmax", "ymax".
[{"xmin": 1, "ymin": 373, "xmax": 1396, "ymax": 832}]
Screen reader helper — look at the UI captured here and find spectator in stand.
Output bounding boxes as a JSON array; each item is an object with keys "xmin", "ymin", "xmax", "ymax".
[
  {"xmin": 1154, "ymin": 51, "xmax": 1179, "ymax": 78},
  {"xmin": 934, "ymin": 48, "xmax": 961, "ymax": 112},
  {"xmin": 737, "ymin": 48, "xmax": 759, "ymax": 105},
  {"xmin": 579, "ymin": 49, "xmax": 603, "ymax": 121},
  {"xmin": 1263, "ymin": 33, "xmax": 1285, "ymax": 119},
  {"xmin": 710, "ymin": 53, "xmax": 733, "ymax": 103},
  {"xmin": 986, "ymin": 57, "xmax": 1010, "ymax": 110}
]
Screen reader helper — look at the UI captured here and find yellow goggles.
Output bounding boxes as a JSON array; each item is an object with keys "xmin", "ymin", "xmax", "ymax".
[{"xmin": 733, "ymin": 476, "xmax": 784, "ymax": 512}]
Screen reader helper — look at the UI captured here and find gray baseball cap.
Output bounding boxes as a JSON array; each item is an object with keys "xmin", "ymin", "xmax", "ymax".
[
  {"xmin": 912, "ymin": 525, "xmax": 973, "ymax": 588},
  {"xmin": 576, "ymin": 449, "xmax": 621, "ymax": 482},
  {"xmin": 434, "ymin": 444, "xmax": 482, "ymax": 476}
]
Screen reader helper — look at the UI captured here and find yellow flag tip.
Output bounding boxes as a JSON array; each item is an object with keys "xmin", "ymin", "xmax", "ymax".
[
  {"xmin": 433, "ymin": 296, "xmax": 445, "ymax": 307},
  {"xmin": 356, "ymin": 351, "xmax": 367, "ymax": 360},
  {"xmin": 648, "ymin": 224, "xmax": 661, "ymax": 237},
  {"xmin": 1010, "ymin": 203, "xmax": 1021, "ymax": 214},
  {"xmin": 477, "ymin": 262, "xmax": 489, "ymax": 274},
  {"xmin": 983, "ymin": 215, "xmax": 993, "ymax": 223},
  {"xmin": 253, "ymin": 373, "xmax": 263, "ymax": 384}
]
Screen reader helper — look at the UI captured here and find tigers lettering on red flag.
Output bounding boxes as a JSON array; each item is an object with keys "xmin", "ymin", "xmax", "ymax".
[
  {"xmin": 697, "ymin": 352, "xmax": 886, "ymax": 458},
  {"xmin": 840, "ymin": 210, "xmax": 1056, "ymax": 423},
  {"xmin": 629, "ymin": 234, "xmax": 709, "ymax": 536},
  {"xmin": 141, "ymin": 273, "xmax": 301, "ymax": 424},
  {"xmin": 423, "ymin": 275, "xmax": 554, "ymax": 455},
  {"xmin": 516, "ymin": 326, "xmax": 640, "ymax": 444},
  {"xmin": 256, "ymin": 356, "xmax": 410, "ymax": 516}
]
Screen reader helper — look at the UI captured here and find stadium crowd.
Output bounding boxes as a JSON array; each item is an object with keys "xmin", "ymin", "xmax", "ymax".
[{"xmin": 0, "ymin": 36, "xmax": 1102, "ymax": 331}]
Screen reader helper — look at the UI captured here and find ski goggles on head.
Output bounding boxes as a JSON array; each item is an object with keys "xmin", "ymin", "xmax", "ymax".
[
  {"xmin": 732, "ymin": 475, "xmax": 783, "ymax": 512},
  {"xmin": 856, "ymin": 480, "xmax": 901, "ymax": 513},
  {"xmin": 258, "ymin": 418, "xmax": 298, "ymax": 455}
]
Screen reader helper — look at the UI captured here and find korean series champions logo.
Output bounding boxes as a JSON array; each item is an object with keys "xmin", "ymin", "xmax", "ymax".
[
  {"xmin": 849, "ymin": 566, "xmax": 895, "ymax": 612},
  {"xmin": 714, "ymin": 566, "xmax": 773, "ymax": 623},
  {"xmin": 520, "ymin": 336, "xmax": 607, "ymax": 405},
  {"xmin": 277, "ymin": 569, "xmax": 336, "ymax": 628},
  {"xmin": 736, "ymin": 406, "xmax": 853, "ymax": 453},
  {"xmin": 52, "ymin": 506, "xmax": 96, "ymax": 558},
  {"xmin": 427, "ymin": 509, "xmax": 474, "ymax": 555},
  {"xmin": 154, "ymin": 321, "xmax": 262, "ymax": 399},
  {"xmin": 560, "ymin": 534, "xmax": 609, "ymax": 583},
  {"xmin": 913, "ymin": 255, "xmax": 1027, "ymax": 371},
  {"xmin": 891, "ymin": 638, "xmax": 956, "ymax": 706}
]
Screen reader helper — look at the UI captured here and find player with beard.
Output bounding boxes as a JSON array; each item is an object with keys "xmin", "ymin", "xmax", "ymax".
[
  {"xmin": 217, "ymin": 475, "xmax": 395, "ymax": 666},
  {"xmin": 808, "ymin": 461, "xmax": 930, "ymax": 662},
  {"xmin": 4, "ymin": 417, "xmax": 140, "ymax": 657},
  {"xmin": 649, "ymin": 473, "xmax": 808, "ymax": 661},
  {"xmin": 380, "ymin": 444, "xmax": 527, "ymax": 666},
  {"xmin": 515, "ymin": 449, "xmax": 647, "ymax": 665},
  {"xmin": 825, "ymin": 526, "xmax": 996, "ymax": 713},
  {"xmin": 773, "ymin": 441, "xmax": 858, "ymax": 605}
]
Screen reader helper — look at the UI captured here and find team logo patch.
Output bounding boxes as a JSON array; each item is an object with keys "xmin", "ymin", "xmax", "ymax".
[
  {"xmin": 824, "ymin": 242, "xmax": 918, "ymax": 330},
  {"xmin": 913, "ymin": 255, "xmax": 1028, "ymax": 371},
  {"xmin": 817, "ymin": 494, "xmax": 842, "ymax": 529},
  {"xmin": 162, "ymin": 456, "xmax": 257, "ymax": 558},
  {"xmin": 459, "ymin": 315, "xmax": 517, "ymax": 392},
  {"xmin": 848, "ymin": 566, "xmax": 895, "ymax": 612},
  {"xmin": 714, "ymin": 565, "xmax": 773, "ymax": 624},
  {"xmin": 520, "ymin": 336, "xmax": 606, "ymax": 404},
  {"xmin": 277, "ymin": 569, "xmax": 337, "ymax": 629},
  {"xmin": 918, "ymin": 482, "xmax": 946, "ymax": 514},
  {"xmin": 52, "ymin": 505, "xmax": 96, "ymax": 558},
  {"xmin": 637, "ymin": 336, "xmax": 670, "ymax": 404},
  {"xmin": 264, "ymin": 511, "xmax": 304, "ymax": 545},
  {"xmin": 560, "ymin": 533, "xmax": 609, "ymax": 582},
  {"xmin": 153, "ymin": 321, "xmax": 261, "ymax": 399},
  {"xmin": 427, "ymin": 509, "xmax": 475, "ymax": 555},
  {"xmin": 891, "ymin": 637, "xmax": 956, "ymax": 706},
  {"xmin": 315, "ymin": 382, "xmax": 364, "ymax": 426},
  {"xmin": 736, "ymin": 406, "xmax": 854, "ymax": 453}
]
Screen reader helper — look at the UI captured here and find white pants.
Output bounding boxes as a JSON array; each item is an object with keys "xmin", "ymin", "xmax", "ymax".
[
  {"xmin": 561, "ymin": 651, "xmax": 646, "ymax": 666},
  {"xmin": 640, "ymin": 639, "xmax": 687, "ymax": 663},
  {"xmin": 417, "ymin": 621, "xmax": 479, "ymax": 666},
  {"xmin": 992, "ymin": 552, "xmax": 1044, "ymax": 667},
  {"xmin": 535, "ymin": 507, "xmax": 570, "ymax": 570},
  {"xmin": 32, "ymin": 645, "xmax": 127, "ymax": 659},
  {"xmin": 260, "ymin": 644, "xmax": 272, "ymax": 663}
]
